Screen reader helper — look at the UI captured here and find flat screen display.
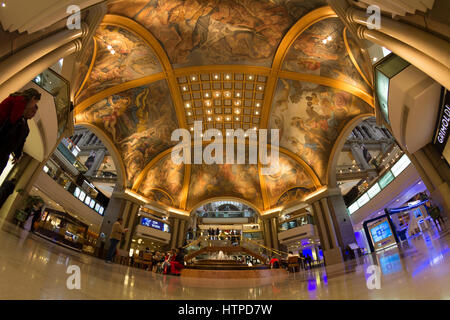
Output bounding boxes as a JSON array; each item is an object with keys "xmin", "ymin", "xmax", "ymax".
[
  {"xmin": 85, "ymin": 195, "xmax": 91, "ymax": 205},
  {"xmin": 95, "ymin": 203, "xmax": 100, "ymax": 212},
  {"xmin": 141, "ymin": 217, "xmax": 164, "ymax": 231},
  {"xmin": 89, "ymin": 199, "xmax": 95, "ymax": 209},
  {"xmin": 367, "ymin": 183, "xmax": 381, "ymax": 199},
  {"xmin": 99, "ymin": 207, "xmax": 104, "ymax": 215},
  {"xmin": 413, "ymin": 208, "xmax": 422, "ymax": 218},
  {"xmin": 370, "ymin": 221, "xmax": 393, "ymax": 244},
  {"xmin": 74, "ymin": 187, "xmax": 80, "ymax": 198},
  {"xmin": 379, "ymin": 171, "xmax": 394, "ymax": 189},
  {"xmin": 79, "ymin": 191, "xmax": 86, "ymax": 202}
]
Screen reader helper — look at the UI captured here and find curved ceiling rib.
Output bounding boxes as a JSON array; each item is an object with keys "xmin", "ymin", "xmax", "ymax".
[
  {"xmin": 325, "ymin": 113, "xmax": 374, "ymax": 187},
  {"xmin": 75, "ymin": 121, "xmax": 127, "ymax": 189},
  {"xmin": 74, "ymin": 38, "xmax": 98, "ymax": 100},
  {"xmin": 343, "ymin": 27, "xmax": 373, "ymax": 89},
  {"xmin": 94, "ymin": 14, "xmax": 187, "ymax": 129},
  {"xmin": 261, "ymin": 6, "xmax": 338, "ymax": 129}
]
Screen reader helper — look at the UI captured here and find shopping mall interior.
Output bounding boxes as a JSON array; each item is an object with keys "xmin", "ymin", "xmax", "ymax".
[{"xmin": 0, "ymin": 0, "xmax": 449, "ymax": 300}]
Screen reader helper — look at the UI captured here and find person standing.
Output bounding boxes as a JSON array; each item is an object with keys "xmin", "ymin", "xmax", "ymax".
[
  {"xmin": 0, "ymin": 88, "xmax": 41, "ymax": 176},
  {"xmin": 105, "ymin": 217, "xmax": 128, "ymax": 263}
]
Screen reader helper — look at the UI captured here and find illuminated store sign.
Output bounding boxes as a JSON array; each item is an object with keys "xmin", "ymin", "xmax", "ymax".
[
  {"xmin": 367, "ymin": 183, "xmax": 381, "ymax": 199},
  {"xmin": 141, "ymin": 217, "xmax": 165, "ymax": 231},
  {"xmin": 433, "ymin": 88, "xmax": 450, "ymax": 154},
  {"xmin": 357, "ymin": 193, "xmax": 370, "ymax": 208},
  {"xmin": 391, "ymin": 154, "xmax": 411, "ymax": 177},
  {"xmin": 379, "ymin": 171, "xmax": 394, "ymax": 189},
  {"xmin": 348, "ymin": 202, "xmax": 359, "ymax": 215}
]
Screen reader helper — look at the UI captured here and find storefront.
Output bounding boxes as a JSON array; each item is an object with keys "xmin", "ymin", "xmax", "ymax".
[{"xmin": 34, "ymin": 208, "xmax": 94, "ymax": 252}]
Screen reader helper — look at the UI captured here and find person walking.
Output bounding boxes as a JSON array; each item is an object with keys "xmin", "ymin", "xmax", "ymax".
[
  {"xmin": 105, "ymin": 217, "xmax": 128, "ymax": 263},
  {"xmin": 0, "ymin": 88, "xmax": 41, "ymax": 176}
]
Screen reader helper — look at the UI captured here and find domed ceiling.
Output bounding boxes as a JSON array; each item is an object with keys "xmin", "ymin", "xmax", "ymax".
[{"xmin": 73, "ymin": 0, "xmax": 374, "ymax": 213}]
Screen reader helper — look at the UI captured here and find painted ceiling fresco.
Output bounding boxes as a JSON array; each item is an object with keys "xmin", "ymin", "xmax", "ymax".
[
  {"xmin": 108, "ymin": 0, "xmax": 327, "ymax": 68},
  {"xmin": 138, "ymin": 153, "xmax": 185, "ymax": 208},
  {"xmin": 268, "ymin": 79, "xmax": 372, "ymax": 184},
  {"xmin": 264, "ymin": 154, "xmax": 316, "ymax": 207},
  {"xmin": 75, "ymin": 24, "xmax": 162, "ymax": 104},
  {"xmin": 75, "ymin": 80, "xmax": 179, "ymax": 185},
  {"xmin": 73, "ymin": 1, "xmax": 374, "ymax": 211},
  {"xmin": 282, "ymin": 17, "xmax": 372, "ymax": 93}
]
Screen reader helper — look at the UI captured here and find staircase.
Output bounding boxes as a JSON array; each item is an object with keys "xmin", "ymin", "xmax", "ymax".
[{"xmin": 184, "ymin": 245, "xmax": 267, "ymax": 264}]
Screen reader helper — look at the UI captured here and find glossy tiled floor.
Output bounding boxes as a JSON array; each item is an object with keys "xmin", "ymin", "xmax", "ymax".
[{"xmin": 0, "ymin": 222, "xmax": 449, "ymax": 300}]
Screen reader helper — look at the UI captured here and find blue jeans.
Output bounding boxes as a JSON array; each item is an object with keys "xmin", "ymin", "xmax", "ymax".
[{"xmin": 106, "ymin": 239, "xmax": 120, "ymax": 262}]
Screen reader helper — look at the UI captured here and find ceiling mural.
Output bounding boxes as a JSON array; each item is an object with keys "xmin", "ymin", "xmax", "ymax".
[
  {"xmin": 75, "ymin": 80, "xmax": 179, "ymax": 185},
  {"xmin": 187, "ymin": 160, "xmax": 263, "ymax": 210},
  {"xmin": 268, "ymin": 78, "xmax": 372, "ymax": 184},
  {"xmin": 72, "ymin": 2, "xmax": 375, "ymax": 211},
  {"xmin": 276, "ymin": 187, "xmax": 312, "ymax": 207},
  {"xmin": 147, "ymin": 189, "xmax": 174, "ymax": 206},
  {"xmin": 137, "ymin": 153, "xmax": 185, "ymax": 208},
  {"xmin": 264, "ymin": 154, "xmax": 316, "ymax": 207},
  {"xmin": 282, "ymin": 17, "xmax": 372, "ymax": 93},
  {"xmin": 108, "ymin": 0, "xmax": 327, "ymax": 68},
  {"xmin": 75, "ymin": 24, "xmax": 162, "ymax": 104}
]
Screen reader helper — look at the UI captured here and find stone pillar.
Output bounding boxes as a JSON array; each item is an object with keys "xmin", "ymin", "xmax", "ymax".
[
  {"xmin": 122, "ymin": 203, "xmax": 140, "ymax": 251},
  {"xmin": 355, "ymin": 26, "xmax": 450, "ymax": 90},
  {"xmin": 0, "ymin": 39, "xmax": 84, "ymax": 101},
  {"xmin": 350, "ymin": 142, "xmax": 371, "ymax": 170},
  {"xmin": 410, "ymin": 147, "xmax": 450, "ymax": 216},
  {"xmin": 311, "ymin": 200, "xmax": 343, "ymax": 266},
  {"xmin": 262, "ymin": 219, "xmax": 272, "ymax": 249},
  {"xmin": 348, "ymin": 6, "xmax": 450, "ymax": 69},
  {"xmin": 0, "ymin": 26, "xmax": 86, "ymax": 86},
  {"xmin": 177, "ymin": 219, "xmax": 187, "ymax": 248},
  {"xmin": 170, "ymin": 218, "xmax": 180, "ymax": 249},
  {"xmin": 86, "ymin": 149, "xmax": 105, "ymax": 176},
  {"xmin": 270, "ymin": 217, "xmax": 279, "ymax": 251}
]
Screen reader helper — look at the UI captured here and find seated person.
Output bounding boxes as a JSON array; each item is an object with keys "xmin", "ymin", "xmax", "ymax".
[
  {"xmin": 269, "ymin": 256, "xmax": 280, "ymax": 269},
  {"xmin": 169, "ymin": 248, "xmax": 185, "ymax": 276}
]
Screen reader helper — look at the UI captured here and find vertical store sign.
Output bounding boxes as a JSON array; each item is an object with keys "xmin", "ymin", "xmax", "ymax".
[{"xmin": 433, "ymin": 88, "xmax": 450, "ymax": 153}]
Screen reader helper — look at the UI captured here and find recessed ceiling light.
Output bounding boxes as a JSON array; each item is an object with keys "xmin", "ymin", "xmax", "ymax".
[{"xmin": 182, "ymin": 86, "xmax": 187, "ymax": 91}]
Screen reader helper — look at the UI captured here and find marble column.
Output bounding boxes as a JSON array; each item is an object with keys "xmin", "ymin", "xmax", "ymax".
[
  {"xmin": 262, "ymin": 219, "xmax": 272, "ymax": 249},
  {"xmin": 170, "ymin": 218, "xmax": 180, "ymax": 249},
  {"xmin": 350, "ymin": 142, "xmax": 371, "ymax": 170},
  {"xmin": 270, "ymin": 217, "xmax": 279, "ymax": 251},
  {"xmin": 177, "ymin": 219, "xmax": 187, "ymax": 248},
  {"xmin": 86, "ymin": 149, "xmax": 105, "ymax": 176}
]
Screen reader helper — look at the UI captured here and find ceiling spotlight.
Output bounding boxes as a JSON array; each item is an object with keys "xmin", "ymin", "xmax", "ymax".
[
  {"xmin": 207, "ymin": 110, "xmax": 212, "ymax": 114},
  {"xmin": 236, "ymin": 92, "xmax": 241, "ymax": 97},
  {"xmin": 258, "ymin": 86, "xmax": 263, "ymax": 90},
  {"xmin": 226, "ymin": 132, "xmax": 230, "ymax": 136},
  {"xmin": 187, "ymin": 112, "xmax": 192, "ymax": 116},
  {"xmin": 208, "ymin": 117, "xmax": 212, "ymax": 121},
  {"xmin": 216, "ymin": 117, "xmax": 221, "ymax": 121},
  {"xmin": 235, "ymin": 117, "xmax": 240, "ymax": 121},
  {"xmin": 322, "ymin": 39, "xmax": 327, "ymax": 44},
  {"xmin": 226, "ymin": 117, "xmax": 231, "ymax": 121},
  {"xmin": 110, "ymin": 49, "xmax": 115, "ymax": 55},
  {"xmin": 214, "ymin": 74, "xmax": 219, "ymax": 80},
  {"xmin": 191, "ymin": 76, "xmax": 197, "ymax": 81},
  {"xmin": 190, "ymin": 127, "xmax": 194, "ymax": 131},
  {"xmin": 235, "ymin": 109, "xmax": 240, "ymax": 114},
  {"xmin": 185, "ymin": 103, "xmax": 190, "ymax": 108},
  {"xmin": 215, "ymin": 91, "xmax": 221, "ymax": 97},
  {"xmin": 234, "ymin": 100, "xmax": 241, "ymax": 106},
  {"xmin": 205, "ymin": 100, "xmax": 211, "ymax": 106},
  {"xmin": 205, "ymin": 93, "xmax": 210, "ymax": 98},
  {"xmin": 327, "ymin": 36, "xmax": 332, "ymax": 41},
  {"xmin": 373, "ymin": 57, "xmax": 378, "ymax": 62},
  {"xmin": 248, "ymin": 75, "xmax": 253, "ymax": 80},
  {"xmin": 182, "ymin": 86, "xmax": 188, "ymax": 91},
  {"xmin": 253, "ymin": 127, "xmax": 257, "ymax": 130},
  {"xmin": 225, "ymin": 91, "xmax": 231, "ymax": 97},
  {"xmin": 255, "ymin": 111, "xmax": 259, "ymax": 115},
  {"xmin": 107, "ymin": 45, "xmax": 112, "ymax": 50},
  {"xmin": 1, "ymin": 3, "xmax": 5, "ymax": 7},
  {"xmin": 225, "ymin": 74, "xmax": 231, "ymax": 80}
]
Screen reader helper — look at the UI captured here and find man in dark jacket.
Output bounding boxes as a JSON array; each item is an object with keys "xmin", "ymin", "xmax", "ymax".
[
  {"xmin": 0, "ymin": 103, "xmax": 38, "ymax": 175},
  {"xmin": 0, "ymin": 178, "xmax": 17, "ymax": 209}
]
